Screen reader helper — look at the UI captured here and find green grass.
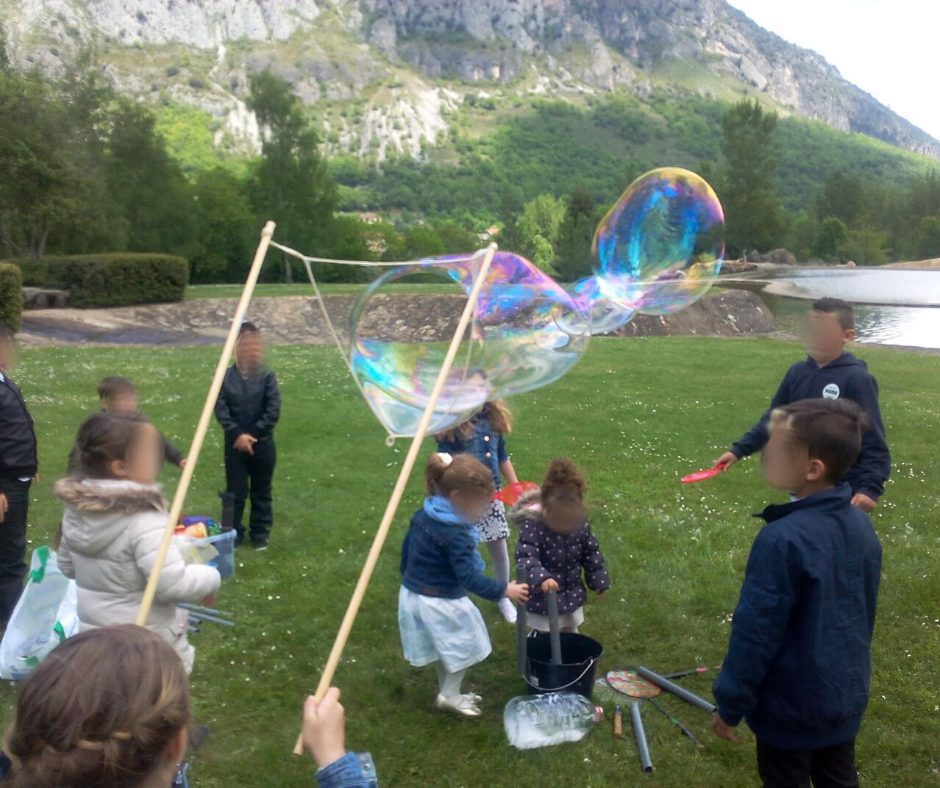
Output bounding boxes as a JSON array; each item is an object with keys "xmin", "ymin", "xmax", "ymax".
[
  {"xmin": 185, "ymin": 282, "xmax": 459, "ymax": 299},
  {"xmin": 4, "ymin": 338, "xmax": 938, "ymax": 786}
]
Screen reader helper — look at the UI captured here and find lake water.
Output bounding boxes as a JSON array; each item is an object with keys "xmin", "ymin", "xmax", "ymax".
[{"xmin": 725, "ymin": 267, "xmax": 940, "ymax": 350}]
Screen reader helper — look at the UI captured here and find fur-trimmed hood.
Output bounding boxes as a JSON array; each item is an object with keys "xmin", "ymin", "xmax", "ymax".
[
  {"xmin": 507, "ymin": 488, "xmax": 542, "ymax": 526},
  {"xmin": 54, "ymin": 478, "xmax": 165, "ymax": 514},
  {"xmin": 55, "ymin": 478, "xmax": 166, "ymax": 556}
]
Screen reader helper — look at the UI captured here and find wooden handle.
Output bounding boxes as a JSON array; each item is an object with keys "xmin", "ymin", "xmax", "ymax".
[
  {"xmin": 292, "ymin": 244, "xmax": 498, "ymax": 756},
  {"xmin": 614, "ymin": 705, "xmax": 623, "ymax": 738},
  {"xmin": 135, "ymin": 222, "xmax": 275, "ymax": 627}
]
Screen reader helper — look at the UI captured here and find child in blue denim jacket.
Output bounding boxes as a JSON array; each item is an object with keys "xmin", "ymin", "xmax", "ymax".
[
  {"xmin": 399, "ymin": 452, "xmax": 529, "ymax": 717},
  {"xmin": 436, "ymin": 401, "xmax": 520, "ymax": 623}
]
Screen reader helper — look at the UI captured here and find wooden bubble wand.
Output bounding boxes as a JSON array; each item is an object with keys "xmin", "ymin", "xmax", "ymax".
[
  {"xmin": 135, "ymin": 221, "xmax": 276, "ymax": 627},
  {"xmin": 291, "ymin": 243, "xmax": 497, "ymax": 756}
]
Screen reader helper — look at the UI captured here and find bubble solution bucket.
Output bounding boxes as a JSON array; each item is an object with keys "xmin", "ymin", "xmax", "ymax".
[{"xmin": 524, "ymin": 632, "xmax": 604, "ymax": 698}]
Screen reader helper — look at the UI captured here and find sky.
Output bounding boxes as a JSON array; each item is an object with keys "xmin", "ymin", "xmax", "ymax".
[{"xmin": 727, "ymin": 0, "xmax": 940, "ymax": 140}]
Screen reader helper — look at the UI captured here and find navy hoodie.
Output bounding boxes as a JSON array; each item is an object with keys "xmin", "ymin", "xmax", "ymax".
[
  {"xmin": 713, "ymin": 485, "xmax": 882, "ymax": 751},
  {"xmin": 731, "ymin": 352, "xmax": 891, "ymax": 499}
]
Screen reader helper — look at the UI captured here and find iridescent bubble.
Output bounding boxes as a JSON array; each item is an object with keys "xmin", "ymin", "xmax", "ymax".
[
  {"xmin": 570, "ymin": 276, "xmax": 636, "ymax": 336},
  {"xmin": 593, "ymin": 167, "xmax": 724, "ymax": 315},
  {"xmin": 350, "ymin": 251, "xmax": 590, "ymax": 437}
]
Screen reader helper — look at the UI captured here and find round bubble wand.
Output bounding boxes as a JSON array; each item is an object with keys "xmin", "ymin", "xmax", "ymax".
[{"xmin": 291, "ymin": 243, "xmax": 498, "ymax": 756}]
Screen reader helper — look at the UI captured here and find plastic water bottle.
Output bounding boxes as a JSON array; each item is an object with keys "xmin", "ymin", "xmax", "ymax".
[{"xmin": 504, "ymin": 692, "xmax": 604, "ymax": 749}]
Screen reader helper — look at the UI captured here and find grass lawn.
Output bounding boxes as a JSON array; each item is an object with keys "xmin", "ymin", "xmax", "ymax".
[{"xmin": 4, "ymin": 337, "xmax": 938, "ymax": 786}]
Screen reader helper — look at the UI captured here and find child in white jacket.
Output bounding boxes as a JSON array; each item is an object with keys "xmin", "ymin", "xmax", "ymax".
[{"xmin": 55, "ymin": 412, "xmax": 220, "ymax": 673}]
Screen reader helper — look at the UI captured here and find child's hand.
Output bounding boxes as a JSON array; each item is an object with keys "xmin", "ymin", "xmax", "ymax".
[
  {"xmin": 303, "ymin": 688, "xmax": 347, "ymax": 770},
  {"xmin": 851, "ymin": 492, "xmax": 878, "ymax": 513},
  {"xmin": 179, "ymin": 458, "xmax": 188, "ymax": 469},
  {"xmin": 709, "ymin": 714, "xmax": 742, "ymax": 743},
  {"xmin": 201, "ymin": 593, "xmax": 217, "ymax": 608},
  {"xmin": 714, "ymin": 451, "xmax": 738, "ymax": 469},
  {"xmin": 506, "ymin": 581, "xmax": 530, "ymax": 604},
  {"xmin": 595, "ymin": 589, "xmax": 607, "ymax": 597},
  {"xmin": 234, "ymin": 434, "xmax": 257, "ymax": 455},
  {"xmin": 540, "ymin": 578, "xmax": 559, "ymax": 594}
]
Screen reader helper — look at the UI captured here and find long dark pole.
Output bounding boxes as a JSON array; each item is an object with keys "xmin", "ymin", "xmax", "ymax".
[
  {"xmin": 546, "ymin": 590, "xmax": 562, "ymax": 666},
  {"xmin": 636, "ymin": 666, "xmax": 717, "ymax": 713}
]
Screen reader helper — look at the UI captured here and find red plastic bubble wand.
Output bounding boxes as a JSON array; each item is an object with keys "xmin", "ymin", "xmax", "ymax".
[{"xmin": 681, "ymin": 460, "xmax": 729, "ymax": 484}]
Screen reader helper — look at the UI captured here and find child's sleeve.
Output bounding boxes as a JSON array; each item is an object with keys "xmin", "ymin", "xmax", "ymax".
[
  {"xmin": 161, "ymin": 433, "xmax": 184, "ymax": 467},
  {"xmin": 712, "ymin": 529, "xmax": 797, "ymax": 726},
  {"xmin": 214, "ymin": 372, "xmax": 238, "ymax": 435},
  {"xmin": 448, "ymin": 533, "xmax": 505, "ymax": 601},
  {"xmin": 497, "ymin": 434, "xmax": 509, "ymax": 464},
  {"xmin": 581, "ymin": 525, "xmax": 610, "ymax": 592},
  {"xmin": 251, "ymin": 372, "xmax": 281, "ymax": 437},
  {"xmin": 516, "ymin": 521, "xmax": 551, "ymax": 589},
  {"xmin": 400, "ymin": 526, "xmax": 411, "ymax": 577},
  {"xmin": 56, "ymin": 536, "xmax": 74, "ymax": 579},
  {"xmin": 850, "ymin": 372, "xmax": 891, "ymax": 500},
  {"xmin": 132, "ymin": 514, "xmax": 221, "ymax": 605},
  {"xmin": 731, "ymin": 367, "xmax": 793, "ymax": 459}
]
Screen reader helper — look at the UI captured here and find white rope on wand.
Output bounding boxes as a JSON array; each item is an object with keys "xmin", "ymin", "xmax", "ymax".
[
  {"xmin": 135, "ymin": 221, "xmax": 276, "ymax": 627},
  {"xmin": 291, "ymin": 243, "xmax": 498, "ymax": 756}
]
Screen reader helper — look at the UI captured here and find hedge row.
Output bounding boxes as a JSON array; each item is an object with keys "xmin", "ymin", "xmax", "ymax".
[
  {"xmin": 14, "ymin": 254, "xmax": 188, "ymax": 308},
  {"xmin": 0, "ymin": 262, "xmax": 23, "ymax": 331}
]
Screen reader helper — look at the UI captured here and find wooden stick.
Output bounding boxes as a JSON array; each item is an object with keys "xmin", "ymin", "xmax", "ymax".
[
  {"xmin": 135, "ymin": 221, "xmax": 276, "ymax": 627},
  {"xmin": 292, "ymin": 243, "xmax": 497, "ymax": 756}
]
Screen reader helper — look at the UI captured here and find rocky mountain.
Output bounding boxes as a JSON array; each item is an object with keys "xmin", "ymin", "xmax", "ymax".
[{"xmin": 2, "ymin": 0, "xmax": 937, "ymax": 162}]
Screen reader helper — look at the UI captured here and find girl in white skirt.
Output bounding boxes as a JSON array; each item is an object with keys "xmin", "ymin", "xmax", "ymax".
[
  {"xmin": 399, "ymin": 452, "xmax": 529, "ymax": 717},
  {"xmin": 436, "ymin": 401, "xmax": 520, "ymax": 623}
]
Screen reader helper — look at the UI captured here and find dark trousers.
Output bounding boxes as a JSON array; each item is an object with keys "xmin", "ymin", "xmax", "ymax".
[
  {"xmin": 0, "ymin": 479, "xmax": 30, "ymax": 628},
  {"xmin": 224, "ymin": 439, "xmax": 276, "ymax": 543},
  {"xmin": 757, "ymin": 738, "xmax": 859, "ymax": 788}
]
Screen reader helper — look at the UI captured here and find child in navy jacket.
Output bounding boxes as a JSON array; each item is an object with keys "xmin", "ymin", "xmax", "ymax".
[
  {"xmin": 399, "ymin": 452, "xmax": 528, "ymax": 718},
  {"xmin": 711, "ymin": 398, "xmax": 882, "ymax": 788},
  {"xmin": 715, "ymin": 298, "xmax": 890, "ymax": 512}
]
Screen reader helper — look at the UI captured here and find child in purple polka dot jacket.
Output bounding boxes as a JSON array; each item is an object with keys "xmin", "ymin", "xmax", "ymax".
[{"xmin": 512, "ymin": 458, "xmax": 610, "ymax": 634}]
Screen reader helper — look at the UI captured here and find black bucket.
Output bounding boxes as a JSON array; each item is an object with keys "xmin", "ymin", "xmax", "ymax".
[{"xmin": 524, "ymin": 632, "xmax": 604, "ymax": 698}]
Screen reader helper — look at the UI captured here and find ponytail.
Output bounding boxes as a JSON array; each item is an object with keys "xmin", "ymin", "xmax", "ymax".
[{"xmin": 426, "ymin": 452, "xmax": 494, "ymax": 498}]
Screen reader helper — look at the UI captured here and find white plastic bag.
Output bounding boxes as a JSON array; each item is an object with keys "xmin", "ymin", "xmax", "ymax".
[{"xmin": 0, "ymin": 545, "xmax": 80, "ymax": 680}]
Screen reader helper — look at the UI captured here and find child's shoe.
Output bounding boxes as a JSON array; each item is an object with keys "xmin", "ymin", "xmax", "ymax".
[
  {"xmin": 498, "ymin": 597, "xmax": 518, "ymax": 624},
  {"xmin": 435, "ymin": 694, "xmax": 481, "ymax": 717}
]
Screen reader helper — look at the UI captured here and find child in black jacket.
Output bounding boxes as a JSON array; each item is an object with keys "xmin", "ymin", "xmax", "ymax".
[
  {"xmin": 711, "ymin": 398, "xmax": 882, "ymax": 788},
  {"xmin": 513, "ymin": 458, "xmax": 609, "ymax": 634},
  {"xmin": 214, "ymin": 322, "xmax": 281, "ymax": 549},
  {"xmin": 0, "ymin": 326, "xmax": 37, "ymax": 627},
  {"xmin": 715, "ymin": 298, "xmax": 890, "ymax": 512}
]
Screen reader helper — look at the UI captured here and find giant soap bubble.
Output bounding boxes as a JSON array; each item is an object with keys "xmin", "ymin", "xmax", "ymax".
[
  {"xmin": 593, "ymin": 167, "xmax": 724, "ymax": 318},
  {"xmin": 350, "ymin": 251, "xmax": 590, "ymax": 437}
]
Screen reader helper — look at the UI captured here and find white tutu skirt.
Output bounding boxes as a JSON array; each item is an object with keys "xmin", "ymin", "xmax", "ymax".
[{"xmin": 398, "ymin": 586, "xmax": 492, "ymax": 673}]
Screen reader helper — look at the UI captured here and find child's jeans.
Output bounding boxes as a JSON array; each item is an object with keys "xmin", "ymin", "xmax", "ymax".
[
  {"xmin": 756, "ymin": 738, "xmax": 858, "ymax": 788},
  {"xmin": 224, "ymin": 438, "xmax": 276, "ymax": 543}
]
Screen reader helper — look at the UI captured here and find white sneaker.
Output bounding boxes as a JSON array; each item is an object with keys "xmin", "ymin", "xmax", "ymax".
[
  {"xmin": 435, "ymin": 694, "xmax": 482, "ymax": 717},
  {"xmin": 499, "ymin": 597, "xmax": 518, "ymax": 624}
]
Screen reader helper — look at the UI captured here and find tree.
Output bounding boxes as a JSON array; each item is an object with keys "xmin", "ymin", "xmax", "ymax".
[
  {"xmin": 913, "ymin": 215, "xmax": 940, "ymax": 260},
  {"xmin": 248, "ymin": 69, "xmax": 336, "ymax": 282},
  {"xmin": 0, "ymin": 72, "xmax": 89, "ymax": 259},
  {"xmin": 190, "ymin": 169, "xmax": 255, "ymax": 283},
  {"xmin": 720, "ymin": 99, "xmax": 784, "ymax": 254},
  {"xmin": 516, "ymin": 194, "xmax": 566, "ymax": 270},
  {"xmin": 816, "ymin": 170, "xmax": 865, "ymax": 225},
  {"xmin": 839, "ymin": 227, "xmax": 889, "ymax": 266},
  {"xmin": 814, "ymin": 217, "xmax": 849, "ymax": 261},
  {"xmin": 553, "ymin": 187, "xmax": 597, "ymax": 281}
]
